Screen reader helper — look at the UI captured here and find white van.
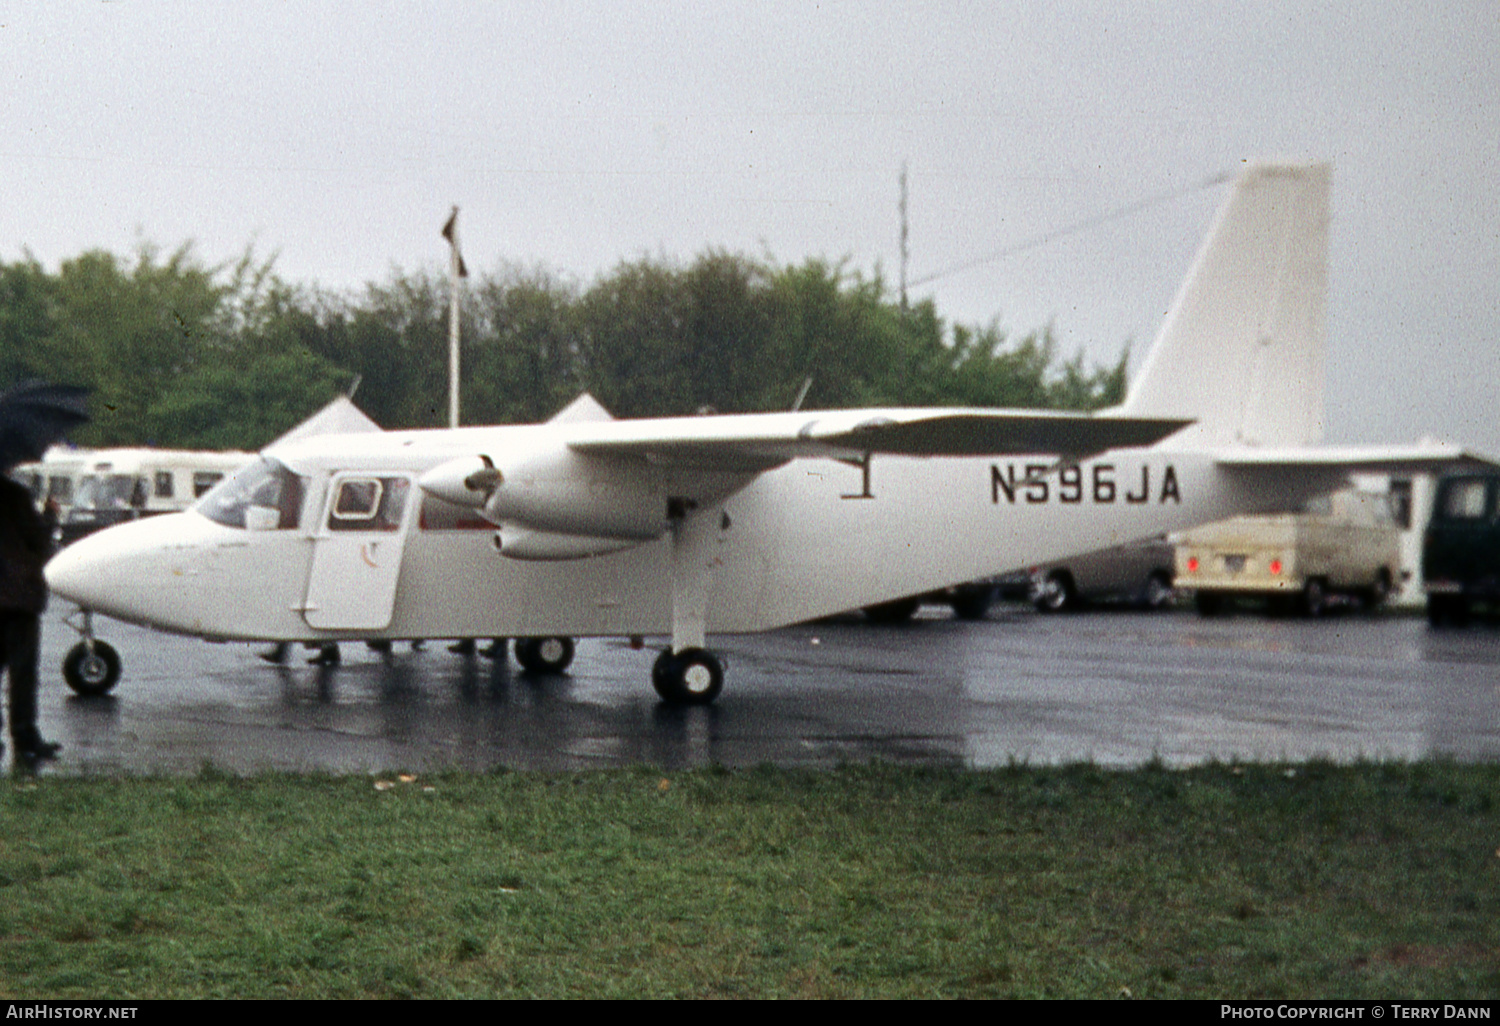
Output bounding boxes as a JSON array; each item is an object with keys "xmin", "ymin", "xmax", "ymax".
[{"xmin": 60, "ymin": 448, "xmax": 253, "ymax": 544}]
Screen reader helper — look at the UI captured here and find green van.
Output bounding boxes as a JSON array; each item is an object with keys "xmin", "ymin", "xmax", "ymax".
[{"xmin": 1423, "ymin": 473, "xmax": 1500, "ymax": 624}]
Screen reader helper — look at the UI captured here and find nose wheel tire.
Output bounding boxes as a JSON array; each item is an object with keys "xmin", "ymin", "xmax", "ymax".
[
  {"xmin": 514, "ymin": 636, "xmax": 575, "ymax": 675},
  {"xmin": 652, "ymin": 647, "xmax": 724, "ymax": 705},
  {"xmin": 63, "ymin": 641, "xmax": 122, "ymax": 697}
]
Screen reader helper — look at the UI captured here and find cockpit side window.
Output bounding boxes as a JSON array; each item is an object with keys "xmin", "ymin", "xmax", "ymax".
[{"xmin": 195, "ymin": 458, "xmax": 307, "ymax": 530}]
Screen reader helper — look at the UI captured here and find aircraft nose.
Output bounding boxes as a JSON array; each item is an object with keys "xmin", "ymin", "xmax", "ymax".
[
  {"xmin": 45, "ymin": 527, "xmax": 132, "ymax": 612},
  {"xmin": 44, "ymin": 514, "xmax": 196, "ymax": 621}
]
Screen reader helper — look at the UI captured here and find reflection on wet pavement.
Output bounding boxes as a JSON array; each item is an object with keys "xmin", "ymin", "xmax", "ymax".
[{"xmin": 27, "ymin": 605, "xmax": 1500, "ymax": 775}]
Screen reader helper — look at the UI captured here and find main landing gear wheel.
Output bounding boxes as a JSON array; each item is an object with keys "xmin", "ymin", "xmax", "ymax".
[
  {"xmin": 63, "ymin": 641, "xmax": 121, "ymax": 697},
  {"xmin": 652, "ymin": 647, "xmax": 724, "ymax": 705},
  {"xmin": 514, "ymin": 636, "xmax": 575, "ymax": 675}
]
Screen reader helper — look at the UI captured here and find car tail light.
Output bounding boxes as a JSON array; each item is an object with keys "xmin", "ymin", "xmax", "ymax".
[
  {"xmin": 1269, "ymin": 559, "xmax": 1283, "ymax": 575},
  {"xmin": 1186, "ymin": 556, "xmax": 1199, "ymax": 573}
]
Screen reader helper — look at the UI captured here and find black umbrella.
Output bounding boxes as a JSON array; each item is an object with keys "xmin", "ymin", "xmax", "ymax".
[{"xmin": 0, "ymin": 381, "xmax": 90, "ymax": 473}]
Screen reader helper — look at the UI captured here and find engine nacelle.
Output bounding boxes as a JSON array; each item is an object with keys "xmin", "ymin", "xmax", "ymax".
[{"xmin": 419, "ymin": 446, "xmax": 667, "ymax": 541}]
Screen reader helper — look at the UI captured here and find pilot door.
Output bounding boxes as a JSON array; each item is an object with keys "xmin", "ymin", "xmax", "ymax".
[{"xmin": 303, "ymin": 474, "xmax": 414, "ymax": 631}]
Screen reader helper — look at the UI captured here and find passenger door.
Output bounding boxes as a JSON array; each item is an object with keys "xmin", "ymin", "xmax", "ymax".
[{"xmin": 303, "ymin": 474, "xmax": 414, "ymax": 630}]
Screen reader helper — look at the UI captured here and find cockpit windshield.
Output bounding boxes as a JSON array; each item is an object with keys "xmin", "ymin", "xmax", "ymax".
[{"xmin": 195, "ymin": 457, "xmax": 306, "ymax": 530}]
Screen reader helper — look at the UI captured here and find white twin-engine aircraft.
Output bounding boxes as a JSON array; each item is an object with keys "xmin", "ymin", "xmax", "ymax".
[{"xmin": 43, "ymin": 162, "xmax": 1470, "ymax": 704}]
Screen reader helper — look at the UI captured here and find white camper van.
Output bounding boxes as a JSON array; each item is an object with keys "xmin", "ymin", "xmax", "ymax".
[
  {"xmin": 1174, "ymin": 488, "xmax": 1401, "ymax": 616},
  {"xmin": 60, "ymin": 448, "xmax": 253, "ymax": 544},
  {"xmin": 11, "ymin": 445, "xmax": 90, "ymax": 522}
]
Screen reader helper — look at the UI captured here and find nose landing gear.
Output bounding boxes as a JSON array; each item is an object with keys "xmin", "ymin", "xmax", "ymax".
[{"xmin": 61, "ymin": 609, "xmax": 122, "ymax": 697}]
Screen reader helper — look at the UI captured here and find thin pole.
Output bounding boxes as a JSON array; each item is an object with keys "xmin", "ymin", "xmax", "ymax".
[{"xmin": 442, "ymin": 206, "xmax": 467, "ymax": 428}]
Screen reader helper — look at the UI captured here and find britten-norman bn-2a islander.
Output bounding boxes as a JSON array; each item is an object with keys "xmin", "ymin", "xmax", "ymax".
[{"xmin": 45, "ymin": 163, "xmax": 1475, "ymax": 704}]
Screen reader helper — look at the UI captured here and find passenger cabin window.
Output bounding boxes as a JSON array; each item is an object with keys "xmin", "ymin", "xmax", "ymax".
[
  {"xmin": 154, "ymin": 471, "xmax": 174, "ymax": 499},
  {"xmin": 1441, "ymin": 479, "xmax": 1490, "ymax": 520},
  {"xmin": 328, "ymin": 477, "xmax": 409, "ymax": 532},
  {"xmin": 192, "ymin": 472, "xmax": 224, "ymax": 497}
]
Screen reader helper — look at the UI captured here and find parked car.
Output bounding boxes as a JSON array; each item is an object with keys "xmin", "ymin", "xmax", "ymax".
[
  {"xmin": 1423, "ymin": 471, "xmax": 1500, "ymax": 624},
  {"xmin": 1028, "ymin": 536, "xmax": 1177, "ymax": 612},
  {"xmin": 1174, "ymin": 488, "xmax": 1400, "ymax": 616},
  {"xmin": 862, "ymin": 580, "xmax": 1004, "ymax": 623}
]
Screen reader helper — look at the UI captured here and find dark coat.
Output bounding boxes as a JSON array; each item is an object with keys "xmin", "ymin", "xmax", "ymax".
[{"xmin": 0, "ymin": 476, "xmax": 49, "ymax": 614}]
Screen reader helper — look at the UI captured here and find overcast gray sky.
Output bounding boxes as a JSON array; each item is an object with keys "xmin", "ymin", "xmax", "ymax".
[{"xmin": 3, "ymin": 2, "xmax": 1496, "ymax": 452}]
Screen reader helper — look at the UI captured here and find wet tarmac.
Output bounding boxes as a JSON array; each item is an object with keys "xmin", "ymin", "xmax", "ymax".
[{"xmin": 23, "ymin": 603, "xmax": 1500, "ymax": 776}]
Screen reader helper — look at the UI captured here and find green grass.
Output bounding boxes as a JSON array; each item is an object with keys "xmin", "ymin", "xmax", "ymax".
[{"xmin": 0, "ymin": 761, "xmax": 1496, "ymax": 998}]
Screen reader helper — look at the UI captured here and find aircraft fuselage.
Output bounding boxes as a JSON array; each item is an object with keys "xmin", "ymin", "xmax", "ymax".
[{"xmin": 45, "ymin": 435, "xmax": 1341, "ymax": 645}]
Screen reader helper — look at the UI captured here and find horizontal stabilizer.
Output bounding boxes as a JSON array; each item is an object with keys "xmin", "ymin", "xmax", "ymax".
[
  {"xmin": 567, "ymin": 408, "xmax": 1191, "ymax": 471},
  {"xmin": 1216, "ymin": 442, "xmax": 1499, "ymax": 474}
]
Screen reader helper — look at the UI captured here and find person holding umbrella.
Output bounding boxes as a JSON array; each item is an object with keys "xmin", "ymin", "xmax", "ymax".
[{"xmin": 0, "ymin": 381, "xmax": 88, "ymax": 765}]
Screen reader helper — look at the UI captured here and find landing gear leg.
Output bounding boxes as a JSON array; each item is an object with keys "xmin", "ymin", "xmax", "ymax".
[
  {"xmin": 61, "ymin": 609, "xmax": 121, "ymax": 697},
  {"xmin": 655, "ymin": 503, "xmax": 730, "ymax": 705}
]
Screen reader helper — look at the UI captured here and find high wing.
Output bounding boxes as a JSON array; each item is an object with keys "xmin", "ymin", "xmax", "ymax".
[{"xmin": 565, "ymin": 407, "xmax": 1192, "ymax": 473}]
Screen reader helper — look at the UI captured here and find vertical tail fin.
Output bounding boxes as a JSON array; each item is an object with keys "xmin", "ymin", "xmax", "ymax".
[{"xmin": 1121, "ymin": 163, "xmax": 1330, "ymax": 449}]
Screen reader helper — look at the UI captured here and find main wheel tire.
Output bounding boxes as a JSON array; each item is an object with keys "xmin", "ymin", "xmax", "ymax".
[
  {"xmin": 515, "ymin": 636, "xmax": 575, "ymax": 674},
  {"xmin": 63, "ymin": 641, "xmax": 121, "ymax": 697},
  {"xmin": 1033, "ymin": 571, "xmax": 1076, "ymax": 613},
  {"xmin": 652, "ymin": 647, "xmax": 724, "ymax": 705}
]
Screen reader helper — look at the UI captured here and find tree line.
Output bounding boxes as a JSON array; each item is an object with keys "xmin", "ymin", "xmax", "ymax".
[{"xmin": 0, "ymin": 243, "xmax": 1129, "ymax": 451}]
